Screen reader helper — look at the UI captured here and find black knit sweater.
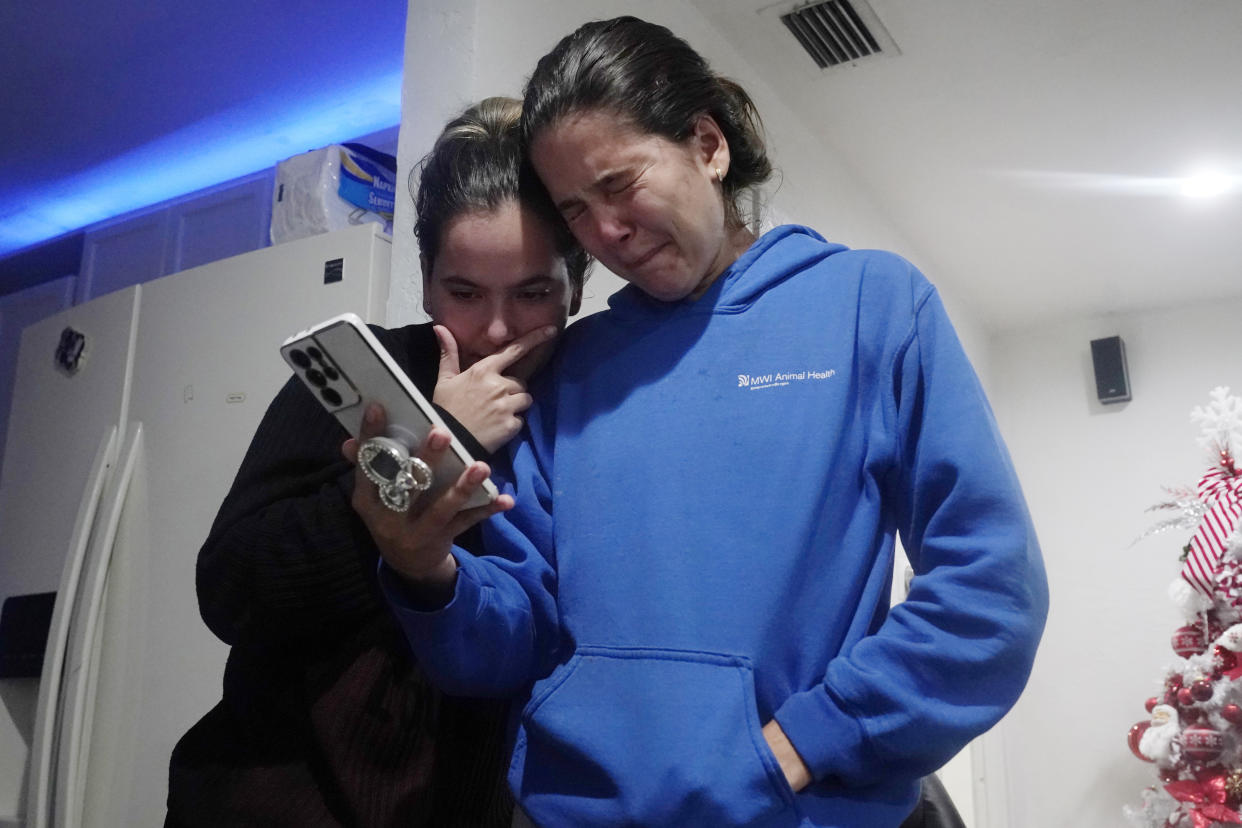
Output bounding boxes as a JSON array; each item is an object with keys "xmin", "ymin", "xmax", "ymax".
[{"xmin": 166, "ymin": 323, "xmax": 512, "ymax": 827}]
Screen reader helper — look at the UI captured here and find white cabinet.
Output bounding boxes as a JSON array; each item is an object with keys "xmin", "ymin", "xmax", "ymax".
[
  {"xmin": 76, "ymin": 170, "xmax": 274, "ymax": 303},
  {"xmin": 167, "ymin": 171, "xmax": 273, "ymax": 273},
  {"xmin": 76, "ymin": 212, "xmax": 170, "ymax": 303}
]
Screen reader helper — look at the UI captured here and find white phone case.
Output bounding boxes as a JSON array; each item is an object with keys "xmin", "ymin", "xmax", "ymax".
[{"xmin": 280, "ymin": 313, "xmax": 498, "ymax": 509}]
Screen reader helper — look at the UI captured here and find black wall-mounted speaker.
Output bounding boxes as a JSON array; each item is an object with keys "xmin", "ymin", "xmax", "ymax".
[{"xmin": 1090, "ymin": 335, "xmax": 1131, "ymax": 404}]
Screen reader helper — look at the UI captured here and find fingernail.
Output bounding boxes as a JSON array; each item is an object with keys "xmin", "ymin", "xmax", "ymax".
[{"xmin": 365, "ymin": 404, "xmax": 382, "ymax": 425}]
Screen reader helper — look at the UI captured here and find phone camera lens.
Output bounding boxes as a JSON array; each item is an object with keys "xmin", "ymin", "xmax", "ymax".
[
  {"xmin": 306, "ymin": 346, "xmax": 323, "ymax": 362},
  {"xmin": 289, "ymin": 349, "xmax": 311, "ymax": 369},
  {"xmin": 321, "ymin": 388, "xmax": 342, "ymax": 407},
  {"xmin": 323, "ymin": 366, "xmax": 339, "ymax": 381},
  {"xmin": 306, "ymin": 368, "xmax": 326, "ymax": 387}
]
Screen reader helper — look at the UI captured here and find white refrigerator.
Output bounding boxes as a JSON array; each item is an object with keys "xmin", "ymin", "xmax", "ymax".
[{"xmin": 0, "ymin": 223, "xmax": 393, "ymax": 828}]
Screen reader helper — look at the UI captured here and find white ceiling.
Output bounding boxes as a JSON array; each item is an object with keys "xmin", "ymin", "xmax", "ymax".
[
  {"xmin": 695, "ymin": 0, "xmax": 1242, "ymax": 332},
  {"xmin": 3, "ymin": 0, "xmax": 1239, "ymax": 333}
]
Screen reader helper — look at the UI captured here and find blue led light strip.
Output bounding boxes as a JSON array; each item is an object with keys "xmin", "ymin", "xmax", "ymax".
[{"xmin": 0, "ymin": 70, "xmax": 402, "ymax": 257}]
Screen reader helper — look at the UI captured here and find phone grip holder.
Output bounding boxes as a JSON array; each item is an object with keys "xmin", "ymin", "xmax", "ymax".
[{"xmin": 357, "ymin": 436, "xmax": 433, "ymax": 512}]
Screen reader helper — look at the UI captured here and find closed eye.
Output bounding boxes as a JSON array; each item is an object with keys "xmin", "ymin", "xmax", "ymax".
[{"xmin": 603, "ymin": 173, "xmax": 635, "ymax": 195}]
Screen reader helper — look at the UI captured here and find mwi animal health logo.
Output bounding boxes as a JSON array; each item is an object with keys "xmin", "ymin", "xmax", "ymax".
[{"xmin": 737, "ymin": 369, "xmax": 836, "ymax": 390}]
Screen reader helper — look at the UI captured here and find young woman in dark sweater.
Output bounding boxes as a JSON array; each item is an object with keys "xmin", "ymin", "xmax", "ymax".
[{"xmin": 165, "ymin": 97, "xmax": 588, "ymax": 828}]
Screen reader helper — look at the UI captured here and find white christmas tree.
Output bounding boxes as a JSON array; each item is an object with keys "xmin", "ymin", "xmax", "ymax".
[{"xmin": 1126, "ymin": 387, "xmax": 1242, "ymax": 828}]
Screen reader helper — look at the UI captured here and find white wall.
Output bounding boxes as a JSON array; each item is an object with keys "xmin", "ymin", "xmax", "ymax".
[
  {"xmin": 389, "ymin": 0, "xmax": 478, "ymax": 325},
  {"xmin": 985, "ymin": 296, "xmax": 1242, "ymax": 827}
]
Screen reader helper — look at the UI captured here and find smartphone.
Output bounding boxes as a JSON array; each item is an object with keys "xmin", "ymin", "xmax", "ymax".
[{"xmin": 280, "ymin": 313, "xmax": 498, "ymax": 509}]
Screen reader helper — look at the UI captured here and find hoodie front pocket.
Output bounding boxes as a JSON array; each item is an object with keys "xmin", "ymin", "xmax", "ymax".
[{"xmin": 510, "ymin": 646, "xmax": 799, "ymax": 828}]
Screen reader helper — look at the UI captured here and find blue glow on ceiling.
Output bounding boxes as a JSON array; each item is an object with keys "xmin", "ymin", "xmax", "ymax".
[{"xmin": 0, "ymin": 70, "xmax": 402, "ymax": 258}]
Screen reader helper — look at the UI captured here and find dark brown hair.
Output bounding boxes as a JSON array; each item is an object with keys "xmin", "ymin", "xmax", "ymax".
[
  {"xmin": 521, "ymin": 16, "xmax": 771, "ymax": 228},
  {"xmin": 413, "ymin": 96, "xmax": 590, "ymax": 286}
]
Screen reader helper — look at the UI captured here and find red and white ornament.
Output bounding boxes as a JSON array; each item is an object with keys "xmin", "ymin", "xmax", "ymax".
[
  {"xmin": 1128, "ymin": 721, "xmax": 1152, "ymax": 763},
  {"xmin": 1173, "ymin": 624, "xmax": 1207, "ymax": 658},
  {"xmin": 1182, "ymin": 723, "xmax": 1225, "ymax": 763}
]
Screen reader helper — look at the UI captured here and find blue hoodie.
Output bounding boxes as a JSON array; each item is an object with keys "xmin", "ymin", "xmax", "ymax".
[{"xmin": 383, "ymin": 225, "xmax": 1048, "ymax": 827}]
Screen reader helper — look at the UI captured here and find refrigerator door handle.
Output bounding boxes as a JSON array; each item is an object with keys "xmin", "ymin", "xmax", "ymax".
[
  {"xmin": 52, "ymin": 421, "xmax": 144, "ymax": 828},
  {"xmin": 24, "ymin": 425, "xmax": 119, "ymax": 828}
]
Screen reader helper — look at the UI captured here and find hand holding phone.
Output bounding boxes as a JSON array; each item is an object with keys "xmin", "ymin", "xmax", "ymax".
[
  {"xmin": 343, "ymin": 404, "xmax": 512, "ymax": 590},
  {"xmin": 281, "ymin": 313, "xmax": 498, "ymax": 510}
]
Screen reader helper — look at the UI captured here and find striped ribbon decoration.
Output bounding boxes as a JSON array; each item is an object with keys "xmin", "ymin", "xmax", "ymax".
[{"xmin": 1181, "ymin": 464, "xmax": 1242, "ymax": 596}]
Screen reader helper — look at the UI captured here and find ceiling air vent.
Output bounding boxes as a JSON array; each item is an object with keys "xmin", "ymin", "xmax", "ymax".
[{"xmin": 779, "ymin": 0, "xmax": 899, "ymax": 70}]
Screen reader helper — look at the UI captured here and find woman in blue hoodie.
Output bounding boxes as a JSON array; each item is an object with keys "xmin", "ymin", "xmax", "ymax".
[{"xmin": 372, "ymin": 16, "xmax": 1048, "ymax": 828}]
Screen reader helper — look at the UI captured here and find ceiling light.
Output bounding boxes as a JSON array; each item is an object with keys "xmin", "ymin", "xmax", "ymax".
[{"xmin": 1180, "ymin": 170, "xmax": 1234, "ymax": 199}]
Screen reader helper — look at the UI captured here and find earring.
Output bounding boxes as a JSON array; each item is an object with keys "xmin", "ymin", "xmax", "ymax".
[{"xmin": 715, "ymin": 167, "xmax": 724, "ymax": 182}]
